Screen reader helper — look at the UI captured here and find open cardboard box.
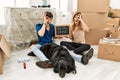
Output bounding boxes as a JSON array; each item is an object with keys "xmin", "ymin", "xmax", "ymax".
[
  {"xmin": 111, "ymin": 30, "xmax": 120, "ymax": 39},
  {"xmin": 98, "ymin": 39, "xmax": 120, "ymax": 62},
  {"xmin": 0, "ymin": 34, "xmax": 10, "ymax": 74}
]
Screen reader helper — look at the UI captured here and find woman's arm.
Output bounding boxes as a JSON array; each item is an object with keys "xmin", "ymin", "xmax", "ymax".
[
  {"xmin": 79, "ymin": 14, "xmax": 89, "ymax": 32},
  {"xmin": 80, "ymin": 19, "xmax": 89, "ymax": 32},
  {"xmin": 69, "ymin": 24, "xmax": 73, "ymax": 40}
]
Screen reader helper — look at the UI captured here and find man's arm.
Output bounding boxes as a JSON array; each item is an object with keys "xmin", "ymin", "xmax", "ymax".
[{"xmin": 38, "ymin": 23, "xmax": 46, "ymax": 37}]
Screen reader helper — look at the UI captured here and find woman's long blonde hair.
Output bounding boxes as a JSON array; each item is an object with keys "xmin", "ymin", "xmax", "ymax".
[{"xmin": 71, "ymin": 12, "xmax": 83, "ymax": 31}]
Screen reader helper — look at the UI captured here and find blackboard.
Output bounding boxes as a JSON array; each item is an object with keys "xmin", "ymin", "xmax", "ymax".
[{"xmin": 55, "ymin": 25, "xmax": 69, "ymax": 37}]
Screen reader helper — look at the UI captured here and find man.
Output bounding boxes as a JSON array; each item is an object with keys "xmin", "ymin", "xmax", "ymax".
[{"xmin": 28, "ymin": 11, "xmax": 55, "ymax": 68}]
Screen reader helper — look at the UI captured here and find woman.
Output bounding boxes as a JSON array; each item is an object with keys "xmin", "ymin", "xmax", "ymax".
[{"xmin": 60, "ymin": 12, "xmax": 94, "ymax": 65}]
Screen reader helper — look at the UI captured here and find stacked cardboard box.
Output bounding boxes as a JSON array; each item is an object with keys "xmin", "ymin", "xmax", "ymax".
[
  {"xmin": 106, "ymin": 17, "xmax": 120, "ymax": 32},
  {"xmin": 77, "ymin": 0, "xmax": 110, "ymax": 13},
  {"xmin": 0, "ymin": 34, "xmax": 10, "ymax": 74},
  {"xmin": 82, "ymin": 13, "xmax": 108, "ymax": 29},
  {"xmin": 111, "ymin": 30, "xmax": 120, "ymax": 39},
  {"xmin": 77, "ymin": 0, "xmax": 110, "ymax": 44},
  {"xmin": 85, "ymin": 28, "xmax": 110, "ymax": 45},
  {"xmin": 107, "ymin": 18, "xmax": 119, "ymax": 27},
  {"xmin": 107, "ymin": 8, "xmax": 120, "ymax": 31},
  {"xmin": 110, "ymin": 9, "xmax": 120, "ymax": 17}
]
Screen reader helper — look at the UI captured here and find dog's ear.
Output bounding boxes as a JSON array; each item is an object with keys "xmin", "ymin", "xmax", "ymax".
[
  {"xmin": 67, "ymin": 62, "xmax": 76, "ymax": 74},
  {"xmin": 53, "ymin": 66, "xmax": 59, "ymax": 73},
  {"xmin": 51, "ymin": 49, "xmax": 59, "ymax": 65}
]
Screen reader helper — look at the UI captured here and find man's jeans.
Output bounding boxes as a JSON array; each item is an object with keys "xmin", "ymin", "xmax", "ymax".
[{"xmin": 31, "ymin": 44, "xmax": 49, "ymax": 61}]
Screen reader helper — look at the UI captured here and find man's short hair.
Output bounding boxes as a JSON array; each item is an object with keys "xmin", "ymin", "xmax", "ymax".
[{"xmin": 44, "ymin": 11, "xmax": 53, "ymax": 19}]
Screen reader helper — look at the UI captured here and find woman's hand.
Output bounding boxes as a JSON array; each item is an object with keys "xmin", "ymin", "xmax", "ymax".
[{"xmin": 79, "ymin": 15, "xmax": 82, "ymax": 21}]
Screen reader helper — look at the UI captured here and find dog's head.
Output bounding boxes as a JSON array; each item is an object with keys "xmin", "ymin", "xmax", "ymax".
[
  {"xmin": 58, "ymin": 57, "xmax": 76, "ymax": 78},
  {"xmin": 58, "ymin": 59, "xmax": 68, "ymax": 78},
  {"xmin": 52, "ymin": 47, "xmax": 76, "ymax": 78}
]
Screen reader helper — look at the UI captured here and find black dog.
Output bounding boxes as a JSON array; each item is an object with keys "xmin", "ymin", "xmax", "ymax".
[{"xmin": 40, "ymin": 43, "xmax": 77, "ymax": 78}]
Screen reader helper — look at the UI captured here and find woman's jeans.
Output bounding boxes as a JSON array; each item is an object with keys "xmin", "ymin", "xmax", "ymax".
[
  {"xmin": 61, "ymin": 41, "xmax": 91, "ymax": 62},
  {"xmin": 60, "ymin": 41, "xmax": 90, "ymax": 54},
  {"xmin": 66, "ymin": 48, "xmax": 82, "ymax": 62}
]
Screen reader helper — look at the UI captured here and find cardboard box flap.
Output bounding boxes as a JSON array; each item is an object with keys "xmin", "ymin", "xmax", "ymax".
[
  {"xmin": 111, "ymin": 31, "xmax": 120, "ymax": 39},
  {"xmin": 0, "ymin": 49, "xmax": 4, "ymax": 74},
  {"xmin": 0, "ymin": 34, "xmax": 10, "ymax": 58}
]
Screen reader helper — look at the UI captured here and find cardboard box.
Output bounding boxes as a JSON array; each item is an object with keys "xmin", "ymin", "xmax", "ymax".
[
  {"xmin": 98, "ymin": 39, "xmax": 120, "ymax": 61},
  {"xmin": 77, "ymin": 0, "xmax": 110, "ymax": 12},
  {"xmin": 111, "ymin": 9, "xmax": 120, "ymax": 17},
  {"xmin": 111, "ymin": 31, "xmax": 120, "ymax": 39},
  {"xmin": 105, "ymin": 23, "xmax": 118, "ymax": 33},
  {"xmin": 107, "ymin": 17, "xmax": 120, "ymax": 27},
  {"xmin": 85, "ymin": 28, "xmax": 110, "ymax": 45},
  {"xmin": 82, "ymin": 12, "xmax": 107, "ymax": 29},
  {"xmin": 0, "ymin": 34, "xmax": 10, "ymax": 74}
]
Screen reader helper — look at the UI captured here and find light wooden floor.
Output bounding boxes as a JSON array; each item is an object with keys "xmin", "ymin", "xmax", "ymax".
[{"xmin": 0, "ymin": 40, "xmax": 120, "ymax": 80}]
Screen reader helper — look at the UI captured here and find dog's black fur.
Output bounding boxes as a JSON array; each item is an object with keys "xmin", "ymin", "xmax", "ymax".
[{"xmin": 40, "ymin": 43, "xmax": 76, "ymax": 78}]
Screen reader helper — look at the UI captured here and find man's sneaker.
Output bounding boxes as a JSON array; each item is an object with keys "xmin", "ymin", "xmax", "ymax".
[
  {"xmin": 36, "ymin": 60, "xmax": 53, "ymax": 68},
  {"xmin": 27, "ymin": 51, "xmax": 36, "ymax": 57},
  {"xmin": 81, "ymin": 48, "xmax": 94, "ymax": 65}
]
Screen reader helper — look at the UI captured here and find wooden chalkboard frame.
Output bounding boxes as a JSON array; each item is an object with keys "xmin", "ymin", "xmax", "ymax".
[{"xmin": 55, "ymin": 25, "xmax": 69, "ymax": 37}]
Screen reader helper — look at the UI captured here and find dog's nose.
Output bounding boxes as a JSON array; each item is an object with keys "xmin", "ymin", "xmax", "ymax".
[
  {"xmin": 59, "ymin": 73, "xmax": 65, "ymax": 78},
  {"xmin": 72, "ymin": 70, "xmax": 77, "ymax": 74},
  {"xmin": 59, "ymin": 69, "xmax": 66, "ymax": 78}
]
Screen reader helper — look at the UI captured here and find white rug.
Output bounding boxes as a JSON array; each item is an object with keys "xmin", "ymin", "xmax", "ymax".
[{"xmin": 0, "ymin": 38, "xmax": 120, "ymax": 80}]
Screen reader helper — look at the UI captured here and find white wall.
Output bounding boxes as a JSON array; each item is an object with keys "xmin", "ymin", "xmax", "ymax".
[
  {"xmin": 29, "ymin": 0, "xmax": 50, "ymax": 7},
  {"xmin": 0, "ymin": 0, "xmax": 15, "ymax": 25},
  {"xmin": 29, "ymin": 0, "xmax": 120, "ymax": 12},
  {"xmin": 67, "ymin": 0, "xmax": 73, "ymax": 12},
  {"xmin": 110, "ymin": 0, "xmax": 120, "ymax": 9},
  {"xmin": 15, "ymin": 0, "xmax": 30, "ymax": 7},
  {"xmin": 72, "ymin": 0, "xmax": 77, "ymax": 12},
  {"xmin": 1, "ymin": 0, "xmax": 120, "ymax": 25}
]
